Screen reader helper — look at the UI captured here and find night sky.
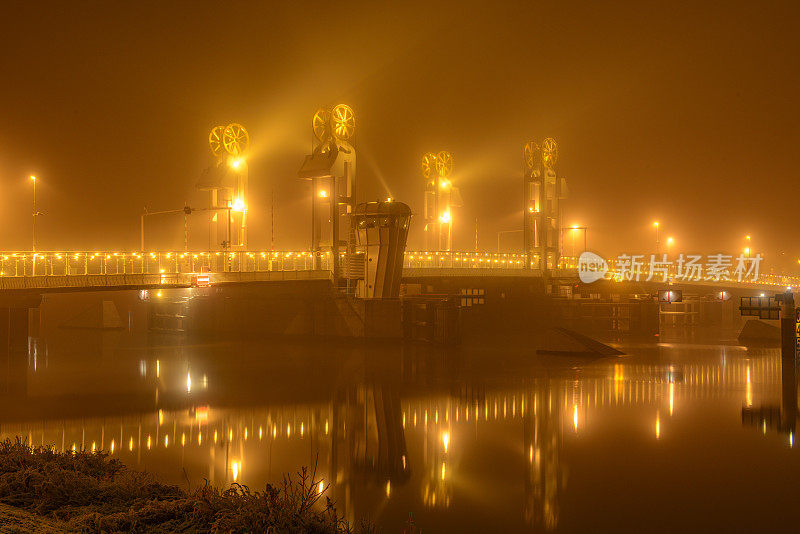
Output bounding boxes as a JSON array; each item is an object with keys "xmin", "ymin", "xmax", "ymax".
[{"xmin": 1, "ymin": 1, "xmax": 797, "ymax": 269}]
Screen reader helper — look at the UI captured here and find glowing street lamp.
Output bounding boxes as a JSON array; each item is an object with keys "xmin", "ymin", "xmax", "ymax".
[
  {"xmin": 666, "ymin": 236, "xmax": 674, "ymax": 254},
  {"xmin": 231, "ymin": 198, "xmax": 246, "ymax": 212},
  {"xmin": 652, "ymin": 221, "xmax": 660, "ymax": 253},
  {"xmin": 561, "ymin": 225, "xmax": 588, "ymax": 256}
]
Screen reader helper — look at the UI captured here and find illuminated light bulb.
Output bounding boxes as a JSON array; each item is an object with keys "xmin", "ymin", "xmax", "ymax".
[
  {"xmin": 129, "ymin": 437, "xmax": 134, "ymax": 451},
  {"xmin": 181, "ymin": 433, "xmax": 185, "ymax": 446},
  {"xmin": 317, "ymin": 481, "xmax": 324, "ymax": 494},
  {"xmin": 110, "ymin": 440, "xmax": 115, "ymax": 454},
  {"xmin": 231, "ymin": 461, "xmax": 240, "ymax": 482},
  {"xmin": 147, "ymin": 435, "xmax": 151, "ymax": 450},
  {"xmin": 164, "ymin": 435, "xmax": 169, "ymax": 448},
  {"xmin": 231, "ymin": 198, "xmax": 246, "ymax": 212},
  {"xmin": 186, "ymin": 373, "xmax": 191, "ymax": 393},
  {"xmin": 439, "ymin": 211, "xmax": 451, "ymax": 224},
  {"xmin": 442, "ymin": 431, "xmax": 450, "ymax": 453},
  {"xmin": 318, "ymin": 190, "xmax": 328, "ymax": 198},
  {"xmin": 230, "ymin": 158, "xmax": 244, "ymax": 169}
]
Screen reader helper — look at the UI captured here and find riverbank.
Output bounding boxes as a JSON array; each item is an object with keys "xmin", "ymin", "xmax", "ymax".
[{"xmin": 0, "ymin": 439, "xmax": 370, "ymax": 533}]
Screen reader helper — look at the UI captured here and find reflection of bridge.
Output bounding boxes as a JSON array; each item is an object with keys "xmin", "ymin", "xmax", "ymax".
[
  {"xmin": 0, "ymin": 347, "xmax": 784, "ymax": 530},
  {"xmin": 0, "ymin": 249, "xmax": 796, "ymax": 292}
]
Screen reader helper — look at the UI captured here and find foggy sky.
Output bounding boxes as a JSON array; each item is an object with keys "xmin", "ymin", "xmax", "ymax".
[{"xmin": 1, "ymin": 1, "xmax": 798, "ymax": 270}]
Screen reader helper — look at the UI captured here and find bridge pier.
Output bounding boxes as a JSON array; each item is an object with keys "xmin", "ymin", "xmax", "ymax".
[{"xmin": 0, "ymin": 292, "xmax": 40, "ymax": 396}]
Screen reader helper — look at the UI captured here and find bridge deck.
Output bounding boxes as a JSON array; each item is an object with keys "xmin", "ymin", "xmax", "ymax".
[{"xmin": 0, "ymin": 250, "xmax": 793, "ymax": 293}]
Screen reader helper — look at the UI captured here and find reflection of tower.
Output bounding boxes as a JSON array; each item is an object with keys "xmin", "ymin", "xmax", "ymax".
[
  {"xmin": 423, "ymin": 151, "xmax": 462, "ymax": 251},
  {"xmin": 299, "ymin": 105, "xmax": 357, "ymax": 283},
  {"xmin": 329, "ymin": 382, "xmax": 410, "ymax": 524},
  {"xmin": 197, "ymin": 124, "xmax": 250, "ymax": 249},
  {"xmin": 523, "ymin": 381, "xmax": 564, "ymax": 530},
  {"xmin": 523, "ymin": 139, "xmax": 567, "ymax": 271}
]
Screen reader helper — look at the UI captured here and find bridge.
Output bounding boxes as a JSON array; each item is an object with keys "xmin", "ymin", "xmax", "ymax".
[
  {"xmin": 0, "ymin": 249, "xmax": 795, "ymax": 293},
  {"xmin": 1, "ymin": 108, "xmax": 794, "ymax": 347}
]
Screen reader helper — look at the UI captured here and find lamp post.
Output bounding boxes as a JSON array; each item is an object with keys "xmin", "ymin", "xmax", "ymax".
[
  {"xmin": 560, "ymin": 226, "xmax": 588, "ymax": 257},
  {"xmin": 653, "ymin": 221, "xmax": 660, "ymax": 254},
  {"xmin": 30, "ymin": 175, "xmax": 42, "ymax": 252}
]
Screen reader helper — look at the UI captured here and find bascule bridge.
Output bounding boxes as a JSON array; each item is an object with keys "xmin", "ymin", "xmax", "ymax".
[
  {"xmin": 196, "ymin": 123, "xmax": 250, "ymax": 249},
  {"xmin": 298, "ymin": 105, "xmax": 357, "ymax": 283},
  {"xmin": 422, "ymin": 151, "xmax": 462, "ymax": 251},
  {"xmin": 522, "ymin": 138, "xmax": 568, "ymax": 272}
]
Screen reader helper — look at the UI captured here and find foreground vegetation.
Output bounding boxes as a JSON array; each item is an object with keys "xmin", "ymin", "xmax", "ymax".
[{"xmin": 0, "ymin": 438, "xmax": 372, "ymax": 533}]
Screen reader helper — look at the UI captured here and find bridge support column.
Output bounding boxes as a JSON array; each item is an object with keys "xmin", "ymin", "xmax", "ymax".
[
  {"xmin": 779, "ymin": 291, "xmax": 797, "ymax": 432},
  {"xmin": 0, "ymin": 292, "xmax": 41, "ymax": 396}
]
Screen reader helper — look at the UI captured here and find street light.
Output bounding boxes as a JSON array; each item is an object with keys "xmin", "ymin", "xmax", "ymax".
[
  {"xmin": 30, "ymin": 175, "xmax": 43, "ymax": 251},
  {"xmin": 560, "ymin": 225, "xmax": 588, "ymax": 257},
  {"xmin": 652, "ymin": 221, "xmax": 660, "ymax": 253},
  {"xmin": 666, "ymin": 236, "xmax": 674, "ymax": 255}
]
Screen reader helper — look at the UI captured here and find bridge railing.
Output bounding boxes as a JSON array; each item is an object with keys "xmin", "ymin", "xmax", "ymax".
[
  {"xmin": 404, "ymin": 251, "xmax": 529, "ymax": 269},
  {"xmin": 402, "ymin": 251, "xmax": 800, "ymax": 288},
  {"xmin": 0, "ymin": 250, "xmax": 797, "ymax": 290},
  {"xmin": 0, "ymin": 251, "xmax": 332, "ymax": 278}
]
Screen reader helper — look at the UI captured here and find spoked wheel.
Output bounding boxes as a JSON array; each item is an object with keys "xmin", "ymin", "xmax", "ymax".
[
  {"xmin": 523, "ymin": 141, "xmax": 539, "ymax": 169},
  {"xmin": 331, "ymin": 104, "xmax": 355, "ymax": 141},
  {"xmin": 541, "ymin": 137, "xmax": 558, "ymax": 168},
  {"xmin": 435, "ymin": 151, "xmax": 453, "ymax": 178},
  {"xmin": 223, "ymin": 123, "xmax": 250, "ymax": 156},
  {"xmin": 421, "ymin": 152, "xmax": 438, "ymax": 181},
  {"xmin": 209, "ymin": 126, "xmax": 226, "ymax": 157},
  {"xmin": 312, "ymin": 108, "xmax": 331, "ymax": 142}
]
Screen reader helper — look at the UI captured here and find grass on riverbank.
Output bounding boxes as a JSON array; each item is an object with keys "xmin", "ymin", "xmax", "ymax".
[{"xmin": 0, "ymin": 438, "xmax": 373, "ymax": 533}]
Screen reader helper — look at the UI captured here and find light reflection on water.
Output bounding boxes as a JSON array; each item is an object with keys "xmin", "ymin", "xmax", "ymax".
[{"xmin": 1, "ymin": 328, "xmax": 798, "ymax": 532}]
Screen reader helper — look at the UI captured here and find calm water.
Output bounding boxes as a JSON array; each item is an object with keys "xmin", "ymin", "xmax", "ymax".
[{"xmin": 1, "ymin": 297, "xmax": 798, "ymax": 533}]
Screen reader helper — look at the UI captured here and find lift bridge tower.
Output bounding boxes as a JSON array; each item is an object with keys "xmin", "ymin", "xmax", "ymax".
[
  {"xmin": 523, "ymin": 138, "xmax": 567, "ymax": 272},
  {"xmin": 423, "ymin": 151, "xmax": 462, "ymax": 251},
  {"xmin": 196, "ymin": 123, "xmax": 250, "ymax": 249},
  {"xmin": 298, "ymin": 104, "xmax": 357, "ymax": 284}
]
